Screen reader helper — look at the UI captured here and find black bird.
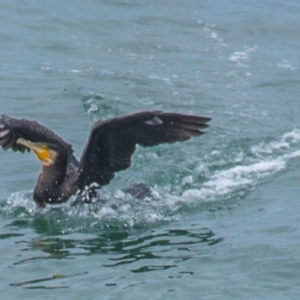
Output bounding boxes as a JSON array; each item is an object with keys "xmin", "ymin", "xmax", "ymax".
[{"xmin": 0, "ymin": 111, "xmax": 210, "ymax": 207}]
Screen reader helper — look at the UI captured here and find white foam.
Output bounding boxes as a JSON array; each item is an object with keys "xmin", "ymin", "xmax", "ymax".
[
  {"xmin": 251, "ymin": 141, "xmax": 290, "ymax": 157},
  {"xmin": 277, "ymin": 60, "xmax": 296, "ymax": 71},
  {"xmin": 283, "ymin": 150, "xmax": 300, "ymax": 160},
  {"xmin": 71, "ymin": 69, "xmax": 82, "ymax": 74},
  {"xmin": 251, "ymin": 129, "xmax": 300, "ymax": 159},
  {"xmin": 282, "ymin": 129, "xmax": 300, "ymax": 143},
  {"xmin": 201, "ymin": 22, "xmax": 227, "ymax": 47},
  {"xmin": 214, "ymin": 160, "xmax": 285, "ymax": 179},
  {"xmin": 229, "ymin": 46, "xmax": 258, "ymax": 66},
  {"xmin": 182, "ymin": 158, "xmax": 285, "ymax": 203},
  {"xmin": 182, "ymin": 129, "xmax": 300, "ymax": 203},
  {"xmin": 181, "ymin": 175, "xmax": 194, "ymax": 186},
  {"xmin": 210, "ymin": 32, "xmax": 219, "ymax": 39}
]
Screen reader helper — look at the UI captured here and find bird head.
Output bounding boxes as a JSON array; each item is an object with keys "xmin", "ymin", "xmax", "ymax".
[{"xmin": 16, "ymin": 138, "xmax": 60, "ymax": 167}]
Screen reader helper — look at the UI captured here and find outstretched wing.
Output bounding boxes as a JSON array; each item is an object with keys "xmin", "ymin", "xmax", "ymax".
[
  {"xmin": 77, "ymin": 111, "xmax": 211, "ymax": 189},
  {"xmin": 0, "ymin": 114, "xmax": 73, "ymax": 153}
]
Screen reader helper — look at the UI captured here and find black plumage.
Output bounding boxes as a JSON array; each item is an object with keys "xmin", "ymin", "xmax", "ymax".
[{"xmin": 0, "ymin": 111, "xmax": 210, "ymax": 206}]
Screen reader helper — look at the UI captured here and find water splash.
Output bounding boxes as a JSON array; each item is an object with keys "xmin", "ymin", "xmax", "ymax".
[
  {"xmin": 1, "ymin": 129, "xmax": 300, "ymax": 230},
  {"xmin": 183, "ymin": 129, "xmax": 300, "ymax": 203}
]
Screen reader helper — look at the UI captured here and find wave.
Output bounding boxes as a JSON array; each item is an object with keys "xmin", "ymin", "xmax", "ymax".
[{"xmin": 183, "ymin": 129, "xmax": 300, "ymax": 203}]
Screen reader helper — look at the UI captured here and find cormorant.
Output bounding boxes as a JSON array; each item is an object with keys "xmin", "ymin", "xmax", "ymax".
[{"xmin": 0, "ymin": 111, "xmax": 210, "ymax": 207}]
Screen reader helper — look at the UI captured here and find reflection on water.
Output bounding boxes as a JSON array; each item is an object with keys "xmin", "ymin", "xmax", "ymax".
[
  {"xmin": 10, "ymin": 274, "xmax": 70, "ymax": 289},
  {"xmin": 4, "ymin": 216, "xmax": 223, "ymax": 289},
  {"xmin": 104, "ymin": 228, "xmax": 223, "ymax": 272}
]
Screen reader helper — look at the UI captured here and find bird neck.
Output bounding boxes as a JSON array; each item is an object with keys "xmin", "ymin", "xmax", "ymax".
[
  {"xmin": 33, "ymin": 161, "xmax": 68, "ymax": 206},
  {"xmin": 40, "ymin": 163, "xmax": 66, "ymax": 186}
]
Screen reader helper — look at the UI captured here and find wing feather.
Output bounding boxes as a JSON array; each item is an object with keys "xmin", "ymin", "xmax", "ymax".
[
  {"xmin": 77, "ymin": 111, "xmax": 210, "ymax": 189},
  {"xmin": 0, "ymin": 114, "xmax": 73, "ymax": 153}
]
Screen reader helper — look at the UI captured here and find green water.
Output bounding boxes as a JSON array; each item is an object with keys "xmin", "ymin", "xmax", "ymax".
[{"xmin": 1, "ymin": 0, "xmax": 300, "ymax": 299}]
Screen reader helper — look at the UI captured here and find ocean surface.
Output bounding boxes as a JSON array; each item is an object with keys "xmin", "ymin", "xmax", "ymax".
[{"xmin": 1, "ymin": 0, "xmax": 300, "ymax": 299}]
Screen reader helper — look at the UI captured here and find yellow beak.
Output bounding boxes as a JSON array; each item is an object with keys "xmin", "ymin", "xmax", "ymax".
[{"xmin": 17, "ymin": 138, "xmax": 50, "ymax": 162}]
